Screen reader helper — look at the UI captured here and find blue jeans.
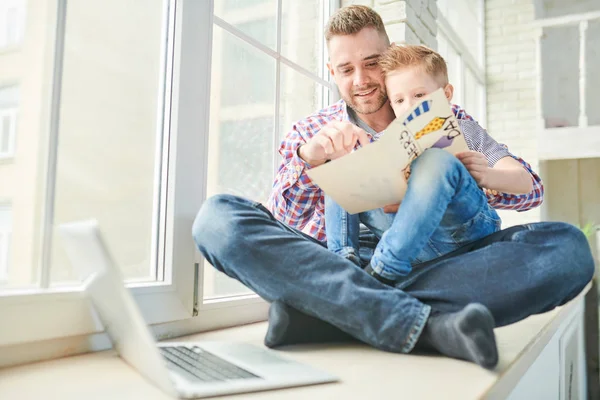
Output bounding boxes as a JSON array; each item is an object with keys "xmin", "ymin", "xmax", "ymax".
[
  {"xmin": 325, "ymin": 199, "xmax": 391, "ymax": 267},
  {"xmin": 325, "ymin": 148, "xmax": 501, "ymax": 281},
  {"xmin": 193, "ymin": 194, "xmax": 594, "ymax": 354}
]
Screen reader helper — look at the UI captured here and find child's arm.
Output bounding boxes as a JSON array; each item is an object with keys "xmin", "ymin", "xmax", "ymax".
[
  {"xmin": 457, "ymin": 120, "xmax": 544, "ymax": 212},
  {"xmin": 456, "ymin": 151, "xmax": 532, "ymax": 194}
]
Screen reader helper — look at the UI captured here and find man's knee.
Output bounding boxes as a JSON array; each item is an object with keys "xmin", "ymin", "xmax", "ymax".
[
  {"xmin": 561, "ymin": 223, "xmax": 595, "ymax": 288},
  {"xmin": 539, "ymin": 222, "xmax": 595, "ymax": 295},
  {"xmin": 192, "ymin": 194, "xmax": 249, "ymax": 253}
]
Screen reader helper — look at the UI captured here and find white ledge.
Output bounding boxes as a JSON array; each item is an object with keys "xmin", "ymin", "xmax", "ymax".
[
  {"xmin": 533, "ymin": 10, "xmax": 600, "ymax": 28},
  {"xmin": 0, "ymin": 286, "xmax": 590, "ymax": 399},
  {"xmin": 538, "ymin": 126, "xmax": 600, "ymax": 161}
]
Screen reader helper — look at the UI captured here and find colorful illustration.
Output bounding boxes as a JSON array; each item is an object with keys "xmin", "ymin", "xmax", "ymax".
[
  {"xmin": 430, "ymin": 129, "xmax": 457, "ymax": 149},
  {"xmin": 403, "ymin": 99, "xmax": 432, "ymax": 126},
  {"xmin": 413, "ymin": 116, "xmax": 450, "ymax": 139}
]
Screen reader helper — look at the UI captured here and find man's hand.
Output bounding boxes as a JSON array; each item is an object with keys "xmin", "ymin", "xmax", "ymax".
[
  {"xmin": 456, "ymin": 151, "xmax": 491, "ymax": 188},
  {"xmin": 298, "ymin": 121, "xmax": 371, "ymax": 167}
]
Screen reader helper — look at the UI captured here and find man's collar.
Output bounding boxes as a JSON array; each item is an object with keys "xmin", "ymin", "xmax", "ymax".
[
  {"xmin": 342, "ymin": 101, "xmax": 382, "ymax": 140},
  {"xmin": 340, "ymin": 100, "xmax": 351, "ymax": 122}
]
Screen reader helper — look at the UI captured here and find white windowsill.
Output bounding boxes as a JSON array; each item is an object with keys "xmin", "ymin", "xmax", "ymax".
[{"xmin": 0, "ymin": 285, "xmax": 590, "ymax": 399}]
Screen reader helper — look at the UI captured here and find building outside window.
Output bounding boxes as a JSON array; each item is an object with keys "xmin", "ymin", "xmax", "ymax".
[
  {"xmin": 0, "ymin": 205, "xmax": 10, "ymax": 283},
  {"xmin": 0, "ymin": 0, "xmax": 26, "ymax": 49},
  {"xmin": 0, "ymin": 85, "xmax": 18, "ymax": 159}
]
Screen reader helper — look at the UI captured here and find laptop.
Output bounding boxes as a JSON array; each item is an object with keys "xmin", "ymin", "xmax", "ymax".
[{"xmin": 58, "ymin": 219, "xmax": 338, "ymax": 399}]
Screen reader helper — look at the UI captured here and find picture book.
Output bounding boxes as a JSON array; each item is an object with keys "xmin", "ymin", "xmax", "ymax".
[{"xmin": 305, "ymin": 88, "xmax": 469, "ymax": 214}]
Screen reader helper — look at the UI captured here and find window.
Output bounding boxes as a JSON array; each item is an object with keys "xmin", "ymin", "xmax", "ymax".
[
  {"xmin": 0, "ymin": 0, "xmax": 337, "ymax": 356},
  {"xmin": 0, "ymin": 85, "xmax": 17, "ymax": 158},
  {"xmin": 0, "ymin": 0, "xmax": 25, "ymax": 49},
  {"xmin": 204, "ymin": 0, "xmax": 336, "ymax": 299},
  {"xmin": 0, "ymin": 0, "xmax": 196, "ymax": 349},
  {"xmin": 0, "ymin": 205, "xmax": 10, "ymax": 283},
  {"xmin": 0, "ymin": 1, "xmax": 176, "ymax": 290},
  {"xmin": 436, "ymin": 0, "xmax": 486, "ymax": 125}
]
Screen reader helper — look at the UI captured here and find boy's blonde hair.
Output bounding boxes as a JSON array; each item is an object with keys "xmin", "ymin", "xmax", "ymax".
[
  {"xmin": 325, "ymin": 5, "xmax": 389, "ymax": 44},
  {"xmin": 379, "ymin": 44, "xmax": 449, "ymax": 86}
]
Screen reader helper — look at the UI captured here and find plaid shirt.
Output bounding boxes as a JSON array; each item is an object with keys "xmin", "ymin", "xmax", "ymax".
[{"xmin": 267, "ymin": 100, "xmax": 544, "ymax": 242}]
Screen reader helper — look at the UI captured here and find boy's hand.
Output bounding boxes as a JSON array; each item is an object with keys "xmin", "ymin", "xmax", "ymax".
[
  {"xmin": 383, "ymin": 203, "xmax": 400, "ymax": 213},
  {"xmin": 456, "ymin": 151, "xmax": 490, "ymax": 188},
  {"xmin": 298, "ymin": 121, "xmax": 371, "ymax": 167}
]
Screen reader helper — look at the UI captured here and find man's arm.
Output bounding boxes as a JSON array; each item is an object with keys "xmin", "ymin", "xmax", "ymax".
[
  {"xmin": 484, "ymin": 155, "xmax": 544, "ymax": 212},
  {"xmin": 487, "ymin": 156, "xmax": 533, "ymax": 194},
  {"xmin": 267, "ymin": 119, "xmax": 371, "ymax": 228},
  {"xmin": 458, "ymin": 120, "xmax": 544, "ymax": 212},
  {"xmin": 266, "ymin": 126, "xmax": 322, "ymax": 230},
  {"xmin": 452, "ymin": 106, "xmax": 533, "ymax": 194}
]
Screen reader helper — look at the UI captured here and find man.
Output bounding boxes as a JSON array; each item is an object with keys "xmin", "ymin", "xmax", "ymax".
[{"xmin": 193, "ymin": 6, "xmax": 594, "ymax": 369}]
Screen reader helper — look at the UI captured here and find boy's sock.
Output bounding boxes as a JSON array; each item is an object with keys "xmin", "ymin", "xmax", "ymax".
[
  {"xmin": 416, "ymin": 303, "xmax": 498, "ymax": 369},
  {"xmin": 264, "ymin": 301, "xmax": 355, "ymax": 348}
]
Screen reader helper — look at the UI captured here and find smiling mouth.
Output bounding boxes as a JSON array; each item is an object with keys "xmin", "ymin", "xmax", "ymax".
[{"xmin": 354, "ymin": 88, "xmax": 377, "ymax": 97}]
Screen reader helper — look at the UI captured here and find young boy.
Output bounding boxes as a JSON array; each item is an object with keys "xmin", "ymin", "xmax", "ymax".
[{"xmin": 325, "ymin": 44, "xmax": 541, "ymax": 285}]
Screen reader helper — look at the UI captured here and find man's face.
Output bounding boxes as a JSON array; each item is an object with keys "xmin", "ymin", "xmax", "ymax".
[
  {"xmin": 385, "ymin": 65, "xmax": 450, "ymax": 117},
  {"xmin": 327, "ymin": 27, "xmax": 389, "ymax": 116}
]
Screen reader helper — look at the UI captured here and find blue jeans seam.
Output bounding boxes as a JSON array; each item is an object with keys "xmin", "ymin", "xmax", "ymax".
[
  {"xmin": 401, "ymin": 303, "xmax": 431, "ymax": 353},
  {"xmin": 341, "ymin": 209, "xmax": 348, "ymax": 247},
  {"xmin": 420, "ymin": 239, "xmax": 443, "ymax": 260}
]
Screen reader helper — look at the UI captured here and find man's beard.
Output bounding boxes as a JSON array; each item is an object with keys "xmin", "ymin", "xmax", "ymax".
[{"xmin": 343, "ymin": 84, "xmax": 388, "ymax": 115}]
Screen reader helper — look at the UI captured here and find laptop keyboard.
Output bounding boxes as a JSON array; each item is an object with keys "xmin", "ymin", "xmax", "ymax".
[{"xmin": 160, "ymin": 345, "xmax": 260, "ymax": 382}]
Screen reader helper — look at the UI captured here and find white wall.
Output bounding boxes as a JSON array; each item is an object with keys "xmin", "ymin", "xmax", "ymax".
[
  {"xmin": 343, "ymin": 0, "xmax": 438, "ymax": 48},
  {"xmin": 486, "ymin": 0, "xmax": 600, "ymax": 232},
  {"xmin": 485, "ymin": 0, "xmax": 541, "ymax": 228}
]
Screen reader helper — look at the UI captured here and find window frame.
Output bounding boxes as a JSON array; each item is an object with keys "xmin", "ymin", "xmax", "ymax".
[
  {"xmin": 197, "ymin": 0, "xmax": 337, "ymax": 305},
  {"xmin": 0, "ymin": 0, "xmax": 196, "ymax": 349},
  {"xmin": 0, "ymin": 0, "xmax": 339, "ymax": 362},
  {"xmin": 0, "ymin": 0, "xmax": 217, "ymax": 351}
]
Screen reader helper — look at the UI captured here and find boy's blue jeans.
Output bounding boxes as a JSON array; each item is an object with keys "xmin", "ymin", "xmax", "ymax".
[{"xmin": 326, "ymin": 148, "xmax": 501, "ymax": 281}]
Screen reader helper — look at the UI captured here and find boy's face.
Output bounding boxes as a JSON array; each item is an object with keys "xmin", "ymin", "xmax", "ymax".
[
  {"xmin": 327, "ymin": 27, "xmax": 390, "ymax": 116},
  {"xmin": 385, "ymin": 65, "xmax": 453, "ymax": 117}
]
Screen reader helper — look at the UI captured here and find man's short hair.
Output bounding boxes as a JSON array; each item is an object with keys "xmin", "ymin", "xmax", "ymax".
[
  {"xmin": 325, "ymin": 5, "xmax": 389, "ymax": 44},
  {"xmin": 379, "ymin": 44, "xmax": 449, "ymax": 86}
]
